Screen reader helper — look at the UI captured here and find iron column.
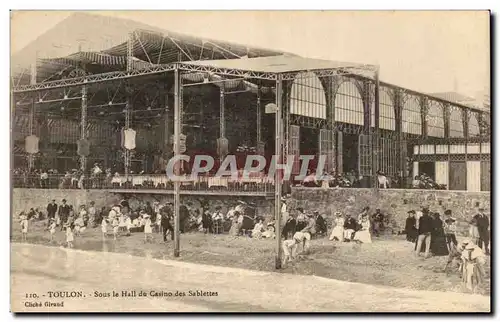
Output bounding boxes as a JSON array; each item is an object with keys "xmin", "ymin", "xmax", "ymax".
[
  {"xmin": 275, "ymin": 75, "xmax": 283, "ymax": 269},
  {"xmin": 173, "ymin": 66, "xmax": 181, "ymax": 257}
]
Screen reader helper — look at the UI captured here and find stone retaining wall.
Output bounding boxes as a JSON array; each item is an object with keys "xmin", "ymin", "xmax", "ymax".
[
  {"xmin": 12, "ymin": 188, "xmax": 490, "ymax": 236},
  {"xmin": 12, "ymin": 189, "xmax": 274, "ymax": 219}
]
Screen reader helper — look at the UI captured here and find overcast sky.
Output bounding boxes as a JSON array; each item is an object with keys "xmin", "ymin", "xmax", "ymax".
[{"xmin": 10, "ymin": 10, "xmax": 490, "ymax": 97}]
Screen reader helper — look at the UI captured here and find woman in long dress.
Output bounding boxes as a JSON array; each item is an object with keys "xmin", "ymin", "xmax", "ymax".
[
  {"xmin": 228, "ymin": 211, "xmax": 241, "ymax": 236},
  {"xmin": 405, "ymin": 210, "xmax": 418, "ymax": 243},
  {"xmin": 329, "ymin": 212, "xmax": 345, "ymax": 242},
  {"xmin": 430, "ymin": 213, "xmax": 449, "ymax": 256},
  {"xmin": 353, "ymin": 214, "xmax": 372, "ymax": 244}
]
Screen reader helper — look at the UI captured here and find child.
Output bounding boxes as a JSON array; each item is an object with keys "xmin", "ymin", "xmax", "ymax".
[
  {"xmin": 101, "ymin": 218, "xmax": 108, "ymax": 240},
  {"xmin": 19, "ymin": 213, "xmax": 28, "ymax": 242},
  {"xmin": 143, "ymin": 214, "xmax": 153, "ymax": 243},
  {"xmin": 112, "ymin": 216, "xmax": 120, "ymax": 240},
  {"xmin": 48, "ymin": 219, "xmax": 57, "ymax": 242},
  {"xmin": 73, "ymin": 216, "xmax": 85, "ymax": 237},
  {"xmin": 65, "ymin": 225, "xmax": 74, "ymax": 248},
  {"xmin": 282, "ymin": 234, "xmax": 302, "ymax": 268}
]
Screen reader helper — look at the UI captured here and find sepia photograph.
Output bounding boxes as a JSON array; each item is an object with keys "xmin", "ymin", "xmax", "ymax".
[{"xmin": 9, "ymin": 10, "xmax": 491, "ymax": 313}]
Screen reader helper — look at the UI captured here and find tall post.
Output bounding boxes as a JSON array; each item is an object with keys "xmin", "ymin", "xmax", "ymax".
[
  {"xmin": 256, "ymin": 87, "xmax": 261, "ymax": 145},
  {"xmin": 28, "ymin": 61, "xmax": 37, "ymax": 171},
  {"xmin": 173, "ymin": 66, "xmax": 181, "ymax": 258},
  {"xmin": 124, "ymin": 89, "xmax": 131, "ymax": 175},
  {"xmin": 372, "ymin": 68, "xmax": 380, "ymax": 191},
  {"xmin": 275, "ymin": 75, "xmax": 283, "ymax": 269},
  {"xmin": 80, "ymin": 81, "xmax": 88, "ymax": 172},
  {"xmin": 395, "ymin": 90, "xmax": 405, "ymax": 187},
  {"xmin": 219, "ymin": 84, "xmax": 225, "ymax": 162},
  {"xmin": 28, "ymin": 97, "xmax": 35, "ymax": 172},
  {"xmin": 124, "ymin": 32, "xmax": 133, "ymax": 175}
]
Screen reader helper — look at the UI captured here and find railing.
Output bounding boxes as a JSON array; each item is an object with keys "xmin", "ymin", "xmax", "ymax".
[{"xmin": 11, "ymin": 174, "xmax": 276, "ymax": 194}]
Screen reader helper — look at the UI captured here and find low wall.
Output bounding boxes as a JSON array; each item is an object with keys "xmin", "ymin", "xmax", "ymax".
[
  {"xmin": 12, "ymin": 189, "xmax": 274, "ymax": 219},
  {"xmin": 290, "ymin": 188, "xmax": 491, "ymax": 235},
  {"xmin": 12, "ymin": 188, "xmax": 491, "ymax": 236}
]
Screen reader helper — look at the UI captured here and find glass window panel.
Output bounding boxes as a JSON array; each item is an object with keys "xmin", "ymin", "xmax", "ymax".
[
  {"xmin": 468, "ymin": 112, "xmax": 480, "ymax": 137},
  {"xmin": 449, "ymin": 106, "xmax": 464, "ymax": 138},
  {"xmin": 402, "ymin": 96, "xmax": 422, "ymax": 135},
  {"xmin": 426, "ymin": 101, "xmax": 445, "ymax": 138},
  {"xmin": 290, "ymin": 72, "xmax": 327, "ymax": 119},
  {"xmin": 335, "ymin": 80, "xmax": 364, "ymax": 126}
]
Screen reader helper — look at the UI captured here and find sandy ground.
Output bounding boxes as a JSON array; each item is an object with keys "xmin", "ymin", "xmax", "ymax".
[
  {"xmin": 11, "ymin": 220, "xmax": 491, "ymax": 295},
  {"xmin": 11, "ymin": 243, "xmax": 491, "ymax": 312}
]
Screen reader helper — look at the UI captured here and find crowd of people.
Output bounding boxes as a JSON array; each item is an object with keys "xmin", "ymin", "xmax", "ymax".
[
  {"xmin": 14, "ymin": 163, "xmax": 447, "ymax": 191},
  {"xmin": 403, "ymin": 206, "xmax": 490, "ymax": 292},
  {"xmin": 15, "ymin": 193, "xmax": 489, "ymax": 292}
]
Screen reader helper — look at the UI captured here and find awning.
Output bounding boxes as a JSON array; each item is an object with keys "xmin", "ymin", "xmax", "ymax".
[{"xmin": 181, "ymin": 55, "xmax": 374, "ymax": 74}]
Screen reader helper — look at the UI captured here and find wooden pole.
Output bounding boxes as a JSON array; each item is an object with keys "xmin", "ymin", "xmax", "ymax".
[
  {"xmin": 275, "ymin": 75, "xmax": 283, "ymax": 269},
  {"xmin": 80, "ymin": 80, "xmax": 88, "ymax": 172},
  {"xmin": 173, "ymin": 66, "xmax": 181, "ymax": 257},
  {"xmin": 373, "ymin": 68, "xmax": 380, "ymax": 192}
]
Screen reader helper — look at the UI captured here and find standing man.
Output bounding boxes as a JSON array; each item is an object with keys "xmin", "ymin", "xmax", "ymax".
[
  {"xmin": 88, "ymin": 201, "xmax": 97, "ymax": 228},
  {"xmin": 46, "ymin": 200, "xmax": 58, "ymax": 220},
  {"xmin": 211, "ymin": 206, "xmax": 224, "ymax": 234},
  {"xmin": 474, "ymin": 208, "xmax": 490, "ymax": 255},
  {"xmin": 415, "ymin": 207, "xmax": 433, "ymax": 258},
  {"xmin": 281, "ymin": 197, "xmax": 289, "ymax": 226},
  {"xmin": 371, "ymin": 209, "xmax": 385, "ymax": 237},
  {"xmin": 443, "ymin": 209, "xmax": 458, "ymax": 248},
  {"xmin": 161, "ymin": 202, "xmax": 175, "ymax": 242},
  {"xmin": 58, "ymin": 199, "xmax": 70, "ymax": 230}
]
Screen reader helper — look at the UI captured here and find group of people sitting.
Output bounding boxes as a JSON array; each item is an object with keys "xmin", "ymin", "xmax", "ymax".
[
  {"xmin": 411, "ymin": 173, "xmax": 447, "ymax": 190},
  {"xmin": 328, "ymin": 207, "xmax": 386, "ymax": 244},
  {"xmin": 280, "ymin": 205, "xmax": 386, "ymax": 267}
]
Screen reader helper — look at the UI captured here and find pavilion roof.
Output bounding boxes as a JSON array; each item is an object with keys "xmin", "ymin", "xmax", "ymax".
[
  {"xmin": 11, "ymin": 13, "xmax": 290, "ymax": 85},
  {"xmin": 181, "ymin": 55, "xmax": 373, "ymax": 74}
]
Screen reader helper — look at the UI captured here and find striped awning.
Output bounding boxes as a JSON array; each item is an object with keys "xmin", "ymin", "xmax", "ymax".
[{"xmin": 12, "ymin": 144, "xmax": 27, "ymax": 155}]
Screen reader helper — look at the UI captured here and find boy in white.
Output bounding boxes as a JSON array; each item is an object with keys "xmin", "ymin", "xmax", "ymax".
[
  {"xmin": 293, "ymin": 231, "xmax": 308, "ymax": 254},
  {"xmin": 48, "ymin": 219, "xmax": 56, "ymax": 242},
  {"xmin": 282, "ymin": 234, "xmax": 302, "ymax": 267}
]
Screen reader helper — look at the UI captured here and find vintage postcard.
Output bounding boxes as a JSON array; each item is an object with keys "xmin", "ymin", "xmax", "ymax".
[{"xmin": 10, "ymin": 10, "xmax": 491, "ymax": 313}]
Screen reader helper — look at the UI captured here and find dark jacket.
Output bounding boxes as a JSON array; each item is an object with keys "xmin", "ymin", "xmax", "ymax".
[
  {"xmin": 316, "ymin": 215, "xmax": 327, "ymax": 233},
  {"xmin": 282, "ymin": 218, "xmax": 296, "ymax": 238},
  {"xmin": 474, "ymin": 213, "xmax": 489, "ymax": 235},
  {"xmin": 47, "ymin": 203, "xmax": 58, "ymax": 215},
  {"xmin": 58, "ymin": 204, "xmax": 70, "ymax": 219},
  {"xmin": 405, "ymin": 216, "xmax": 416, "ymax": 232},
  {"xmin": 418, "ymin": 214, "xmax": 433, "ymax": 235},
  {"xmin": 344, "ymin": 217, "xmax": 357, "ymax": 231}
]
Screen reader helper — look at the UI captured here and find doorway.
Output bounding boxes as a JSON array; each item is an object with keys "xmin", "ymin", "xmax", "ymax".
[
  {"xmin": 300, "ymin": 127, "xmax": 319, "ymax": 171},
  {"xmin": 342, "ymin": 133, "xmax": 359, "ymax": 174},
  {"xmin": 418, "ymin": 162, "xmax": 436, "ymax": 180}
]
